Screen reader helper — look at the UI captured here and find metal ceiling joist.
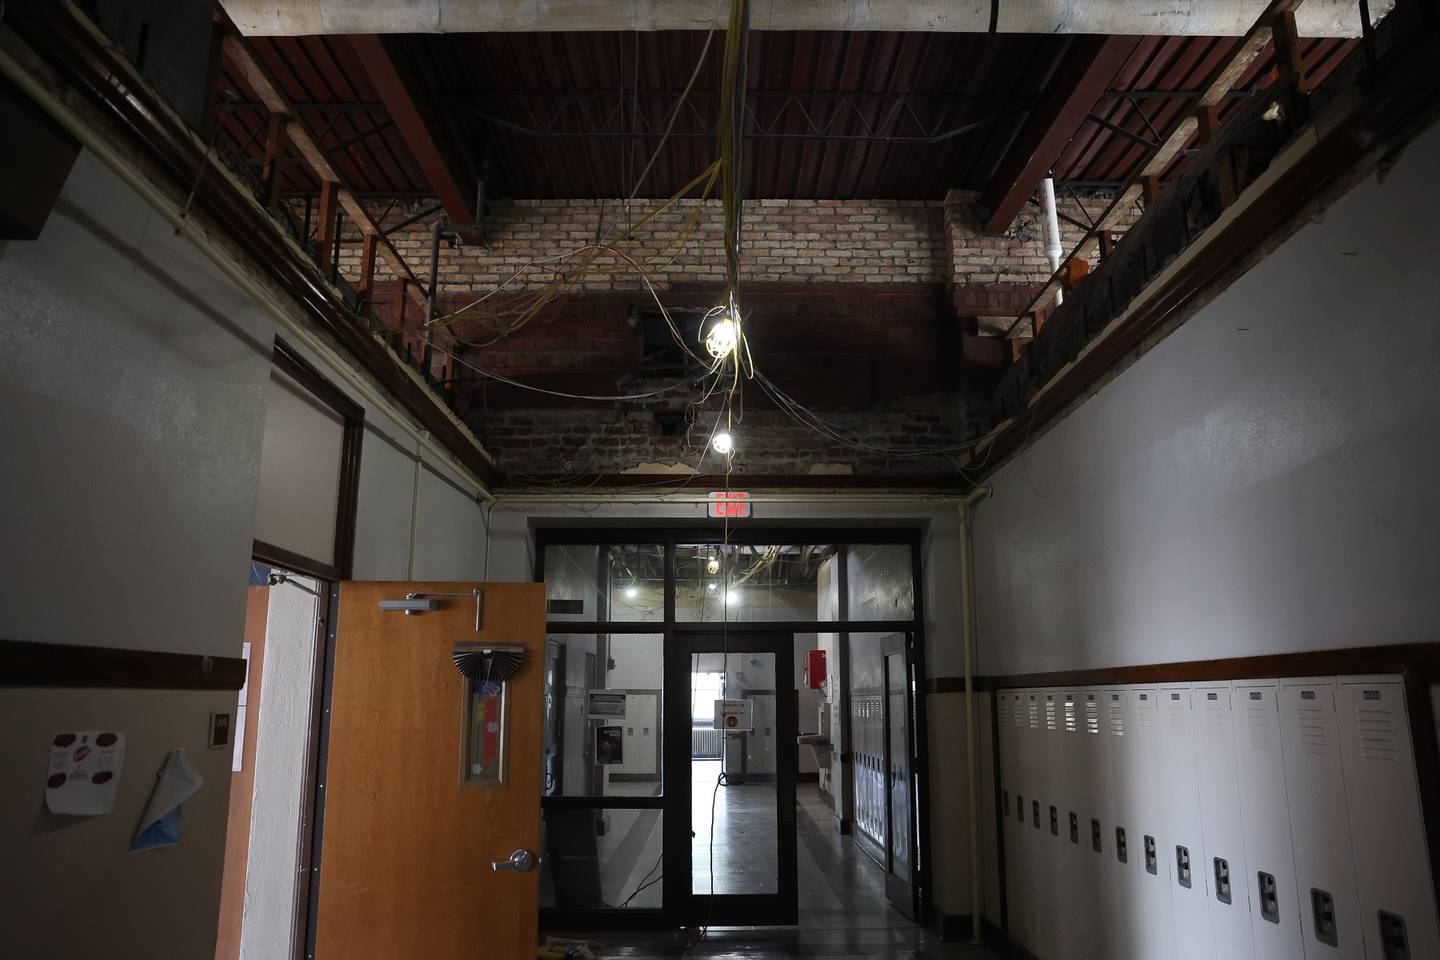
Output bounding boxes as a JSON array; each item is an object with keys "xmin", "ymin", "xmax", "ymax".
[
  {"xmin": 980, "ymin": 36, "xmax": 1140, "ymax": 235},
  {"xmin": 348, "ymin": 34, "xmax": 479, "ymax": 232},
  {"xmin": 221, "ymin": 32, "xmax": 430, "ymax": 312}
]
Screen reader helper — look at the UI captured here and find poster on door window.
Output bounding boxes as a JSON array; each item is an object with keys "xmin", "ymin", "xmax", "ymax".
[
  {"xmin": 45, "ymin": 731, "xmax": 125, "ymax": 815},
  {"xmin": 595, "ymin": 725, "xmax": 624, "ymax": 765},
  {"xmin": 713, "ymin": 698, "xmax": 754, "ymax": 731},
  {"xmin": 587, "ymin": 690, "xmax": 627, "ymax": 720}
]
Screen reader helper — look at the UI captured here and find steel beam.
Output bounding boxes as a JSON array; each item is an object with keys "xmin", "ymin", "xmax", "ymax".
[
  {"xmin": 980, "ymin": 36, "xmax": 1140, "ymax": 235},
  {"xmin": 349, "ymin": 35, "xmax": 479, "ymax": 232}
]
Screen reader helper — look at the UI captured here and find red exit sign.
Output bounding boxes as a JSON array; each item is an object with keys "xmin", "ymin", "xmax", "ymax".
[{"xmin": 707, "ymin": 491, "xmax": 752, "ymax": 519}]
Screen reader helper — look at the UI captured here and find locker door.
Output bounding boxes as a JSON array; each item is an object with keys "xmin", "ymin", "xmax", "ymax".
[
  {"xmin": 1194, "ymin": 683, "xmax": 1253, "ymax": 960},
  {"xmin": 998, "ymin": 692, "xmax": 1025, "ymax": 944},
  {"xmin": 1036, "ymin": 690, "xmax": 1063, "ymax": 959},
  {"xmin": 1059, "ymin": 690, "xmax": 1097, "ymax": 959},
  {"xmin": 1336, "ymin": 678, "xmax": 1440, "ymax": 959},
  {"xmin": 1279, "ymin": 679, "xmax": 1364, "ymax": 960},
  {"xmin": 1159, "ymin": 683, "xmax": 1215, "ymax": 960},
  {"xmin": 1080, "ymin": 691, "xmax": 1106, "ymax": 959},
  {"xmin": 1132, "ymin": 686, "xmax": 1180, "ymax": 960},
  {"xmin": 1101, "ymin": 688, "xmax": 1140, "ymax": 960},
  {"xmin": 1015, "ymin": 690, "xmax": 1043, "ymax": 953},
  {"xmin": 1231, "ymin": 682, "xmax": 1304, "ymax": 960}
]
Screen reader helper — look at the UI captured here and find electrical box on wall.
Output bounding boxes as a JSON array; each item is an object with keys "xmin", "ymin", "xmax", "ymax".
[{"xmin": 803, "ymin": 649, "xmax": 827, "ymax": 689}]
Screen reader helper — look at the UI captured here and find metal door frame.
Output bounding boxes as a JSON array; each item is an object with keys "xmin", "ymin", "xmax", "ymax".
[{"xmin": 664, "ymin": 629, "xmax": 799, "ymax": 927}]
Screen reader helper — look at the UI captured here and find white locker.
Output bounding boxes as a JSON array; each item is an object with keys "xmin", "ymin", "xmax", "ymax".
[
  {"xmin": 1100, "ymin": 688, "xmax": 1141, "ymax": 960},
  {"xmin": 1231, "ymin": 681, "xmax": 1305, "ymax": 960},
  {"xmin": 999, "ymin": 691, "xmax": 1029, "ymax": 947},
  {"xmin": 1016, "ymin": 689, "xmax": 1045, "ymax": 953},
  {"xmin": 1158, "ymin": 683, "xmax": 1215, "ymax": 960},
  {"xmin": 1057, "ymin": 689, "xmax": 1096, "ymax": 959},
  {"xmin": 1279, "ymin": 679, "xmax": 1364, "ymax": 959},
  {"xmin": 1336, "ymin": 678, "xmax": 1440, "ymax": 959},
  {"xmin": 1194, "ymin": 682, "xmax": 1254, "ymax": 960},
  {"xmin": 1032, "ymin": 689, "xmax": 1064, "ymax": 959},
  {"xmin": 1131, "ymin": 685, "xmax": 1180, "ymax": 960}
]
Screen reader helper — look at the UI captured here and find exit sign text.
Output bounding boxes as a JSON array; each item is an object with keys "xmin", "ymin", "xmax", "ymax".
[{"xmin": 707, "ymin": 491, "xmax": 752, "ymax": 519}]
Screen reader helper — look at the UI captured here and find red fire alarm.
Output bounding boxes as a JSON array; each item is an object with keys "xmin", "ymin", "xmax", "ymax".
[{"xmin": 803, "ymin": 649, "xmax": 827, "ymax": 690}]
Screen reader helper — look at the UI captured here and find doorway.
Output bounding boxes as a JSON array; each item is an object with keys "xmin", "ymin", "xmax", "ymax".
[{"xmin": 667, "ymin": 632, "xmax": 798, "ymax": 925}]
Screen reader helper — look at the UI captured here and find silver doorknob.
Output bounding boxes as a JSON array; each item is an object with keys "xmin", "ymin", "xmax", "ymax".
[{"xmin": 491, "ymin": 849, "xmax": 535, "ymax": 873}]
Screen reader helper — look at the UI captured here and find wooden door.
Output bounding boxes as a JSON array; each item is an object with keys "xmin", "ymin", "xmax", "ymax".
[{"xmin": 314, "ymin": 581, "xmax": 546, "ymax": 958}]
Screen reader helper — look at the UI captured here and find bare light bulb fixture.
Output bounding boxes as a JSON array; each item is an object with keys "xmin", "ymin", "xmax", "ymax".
[
  {"xmin": 707, "ymin": 582, "xmax": 717, "ymax": 591},
  {"xmin": 706, "ymin": 557, "xmax": 721, "ymax": 575},
  {"xmin": 704, "ymin": 314, "xmax": 739, "ymax": 359},
  {"xmin": 624, "ymin": 585, "xmax": 639, "ymax": 600},
  {"xmin": 712, "ymin": 431, "xmax": 735, "ymax": 456},
  {"xmin": 725, "ymin": 589, "xmax": 741, "ymax": 606}
]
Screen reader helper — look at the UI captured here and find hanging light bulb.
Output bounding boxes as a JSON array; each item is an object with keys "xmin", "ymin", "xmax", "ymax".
[
  {"xmin": 706, "ymin": 582, "xmax": 717, "ymax": 591},
  {"xmin": 624, "ymin": 584, "xmax": 639, "ymax": 600},
  {"xmin": 703, "ymin": 313, "xmax": 739, "ymax": 359},
  {"xmin": 725, "ymin": 588, "xmax": 741, "ymax": 606},
  {"xmin": 706, "ymin": 557, "xmax": 721, "ymax": 575},
  {"xmin": 712, "ymin": 431, "xmax": 735, "ymax": 456}
]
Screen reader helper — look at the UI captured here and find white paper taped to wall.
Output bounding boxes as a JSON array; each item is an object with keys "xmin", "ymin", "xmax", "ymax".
[
  {"xmin": 131, "ymin": 748, "xmax": 204, "ymax": 851},
  {"xmin": 45, "ymin": 731, "xmax": 126, "ymax": 816}
]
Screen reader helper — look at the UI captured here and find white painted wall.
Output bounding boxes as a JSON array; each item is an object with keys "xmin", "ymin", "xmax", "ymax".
[
  {"xmin": 973, "ymin": 119, "xmax": 1440, "ymax": 673},
  {"xmin": 0, "ymin": 151, "xmax": 492, "ymax": 958}
]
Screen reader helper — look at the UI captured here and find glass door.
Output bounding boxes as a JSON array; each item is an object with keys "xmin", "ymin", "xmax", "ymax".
[
  {"xmin": 665, "ymin": 632, "xmax": 797, "ymax": 926},
  {"xmin": 883, "ymin": 633, "xmax": 919, "ymax": 918}
]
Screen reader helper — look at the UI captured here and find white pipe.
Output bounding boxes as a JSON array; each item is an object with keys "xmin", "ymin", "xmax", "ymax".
[
  {"xmin": 221, "ymin": 0, "xmax": 1386, "ymax": 38},
  {"xmin": 492, "ymin": 492, "xmax": 964, "ymax": 505},
  {"xmin": 958, "ymin": 483, "xmax": 991, "ymax": 944},
  {"xmin": 0, "ymin": 34, "xmax": 496, "ymax": 505},
  {"xmin": 1041, "ymin": 177, "xmax": 1065, "ymax": 308}
]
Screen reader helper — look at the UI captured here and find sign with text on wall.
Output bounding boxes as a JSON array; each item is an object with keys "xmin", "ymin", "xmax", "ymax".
[
  {"xmin": 707, "ymin": 491, "xmax": 752, "ymax": 519},
  {"xmin": 713, "ymin": 698, "xmax": 754, "ymax": 731}
]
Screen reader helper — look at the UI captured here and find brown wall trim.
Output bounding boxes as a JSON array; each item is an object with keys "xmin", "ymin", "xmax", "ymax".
[
  {"xmin": 0, "ymin": 638, "xmax": 246, "ymax": 690},
  {"xmin": 962, "ymin": 642, "xmax": 1440, "ymax": 691}
]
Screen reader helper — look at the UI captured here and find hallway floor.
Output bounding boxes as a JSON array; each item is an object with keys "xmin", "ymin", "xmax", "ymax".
[{"xmin": 567, "ymin": 782, "xmax": 1003, "ymax": 958}]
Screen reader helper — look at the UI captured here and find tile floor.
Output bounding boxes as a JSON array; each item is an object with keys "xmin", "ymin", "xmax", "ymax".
[{"xmin": 560, "ymin": 772, "xmax": 1003, "ymax": 958}]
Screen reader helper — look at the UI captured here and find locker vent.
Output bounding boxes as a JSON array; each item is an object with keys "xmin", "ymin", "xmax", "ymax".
[
  {"xmin": 1355, "ymin": 707, "xmax": 1400, "ymax": 762},
  {"xmin": 1045, "ymin": 699, "xmax": 1058, "ymax": 731},
  {"xmin": 1085, "ymin": 699, "xmax": 1101, "ymax": 735},
  {"xmin": 1027, "ymin": 701, "xmax": 1040, "ymax": 730},
  {"xmin": 1168, "ymin": 703, "xmax": 1189, "ymax": 739},
  {"xmin": 1296, "ymin": 704, "xmax": 1333, "ymax": 756},
  {"xmin": 1106, "ymin": 702, "xmax": 1126, "ymax": 737},
  {"xmin": 1063, "ymin": 698, "xmax": 1078, "ymax": 733},
  {"xmin": 1136, "ymin": 703, "xmax": 1156, "ymax": 740},
  {"xmin": 999, "ymin": 697, "xmax": 1012, "ymax": 726},
  {"xmin": 1245, "ymin": 704, "xmax": 1276, "ymax": 750},
  {"xmin": 1203, "ymin": 704, "xmax": 1228, "ymax": 745}
]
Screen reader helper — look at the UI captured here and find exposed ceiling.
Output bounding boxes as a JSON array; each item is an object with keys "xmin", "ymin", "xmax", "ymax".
[{"xmin": 216, "ymin": 29, "xmax": 1354, "ymax": 203}]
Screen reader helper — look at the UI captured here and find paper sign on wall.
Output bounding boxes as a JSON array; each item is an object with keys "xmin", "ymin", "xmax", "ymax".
[
  {"xmin": 131, "ymin": 748, "xmax": 204, "ymax": 852},
  {"xmin": 713, "ymin": 698, "xmax": 754, "ymax": 731},
  {"xmin": 595, "ymin": 725, "xmax": 624, "ymax": 765},
  {"xmin": 587, "ymin": 691, "xmax": 627, "ymax": 720},
  {"xmin": 46, "ymin": 731, "xmax": 125, "ymax": 816}
]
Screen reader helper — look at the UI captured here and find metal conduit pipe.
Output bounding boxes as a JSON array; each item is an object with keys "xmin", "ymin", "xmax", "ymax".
[
  {"xmin": 1041, "ymin": 176, "xmax": 1065, "ymax": 308},
  {"xmin": 958, "ymin": 483, "xmax": 991, "ymax": 944},
  {"xmin": 0, "ymin": 36, "xmax": 496, "ymax": 504}
]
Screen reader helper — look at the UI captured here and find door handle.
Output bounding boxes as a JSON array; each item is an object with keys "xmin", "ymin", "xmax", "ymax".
[{"xmin": 491, "ymin": 849, "xmax": 536, "ymax": 873}]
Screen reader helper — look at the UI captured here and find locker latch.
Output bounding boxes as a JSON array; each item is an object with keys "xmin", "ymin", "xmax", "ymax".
[
  {"xmin": 1213, "ymin": 857, "xmax": 1232, "ymax": 905},
  {"xmin": 1144, "ymin": 835, "xmax": 1158, "ymax": 875},
  {"xmin": 1004, "ymin": 790, "xmax": 1010, "ymax": 818},
  {"xmin": 1091, "ymin": 818, "xmax": 1102, "ymax": 853},
  {"xmin": 1069, "ymin": 811, "xmax": 1079, "ymax": 844},
  {"xmin": 1115, "ymin": 826, "xmax": 1128, "ymax": 864},
  {"xmin": 1032, "ymin": 800, "xmax": 1040, "ymax": 829},
  {"xmin": 1050, "ymin": 805, "xmax": 1058, "ymax": 836},
  {"xmin": 1379, "ymin": 910, "xmax": 1409, "ymax": 960},
  {"xmin": 1312, "ymin": 888, "xmax": 1339, "ymax": 946},
  {"xmin": 1258, "ymin": 872, "xmax": 1280, "ymax": 924},
  {"xmin": 1176, "ymin": 846, "xmax": 1192, "ymax": 888}
]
